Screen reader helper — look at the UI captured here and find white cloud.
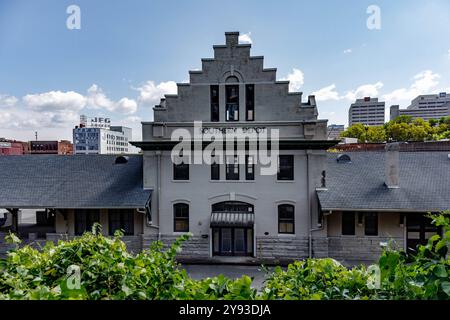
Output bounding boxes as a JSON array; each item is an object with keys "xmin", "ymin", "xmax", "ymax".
[
  {"xmin": 312, "ymin": 84, "xmax": 340, "ymax": 102},
  {"xmin": 383, "ymin": 70, "xmax": 440, "ymax": 102},
  {"xmin": 0, "ymin": 94, "xmax": 18, "ymax": 108},
  {"xmin": 23, "ymin": 90, "xmax": 86, "ymax": 112},
  {"xmin": 136, "ymin": 80, "xmax": 177, "ymax": 106},
  {"xmin": 281, "ymin": 68, "xmax": 304, "ymax": 92},
  {"xmin": 238, "ymin": 32, "xmax": 253, "ymax": 44},
  {"xmin": 343, "ymin": 81, "xmax": 384, "ymax": 101},
  {"xmin": 86, "ymin": 84, "xmax": 137, "ymax": 114},
  {"xmin": 343, "ymin": 48, "xmax": 352, "ymax": 54},
  {"xmin": 115, "ymin": 97, "xmax": 137, "ymax": 115},
  {"xmin": 125, "ymin": 116, "xmax": 142, "ymax": 123}
]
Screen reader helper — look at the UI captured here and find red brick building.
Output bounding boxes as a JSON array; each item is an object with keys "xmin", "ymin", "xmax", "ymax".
[{"xmin": 0, "ymin": 139, "xmax": 26, "ymax": 155}]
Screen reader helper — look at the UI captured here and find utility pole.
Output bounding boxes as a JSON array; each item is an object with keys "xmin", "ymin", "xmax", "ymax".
[{"xmin": 35, "ymin": 131, "xmax": 38, "ymax": 141}]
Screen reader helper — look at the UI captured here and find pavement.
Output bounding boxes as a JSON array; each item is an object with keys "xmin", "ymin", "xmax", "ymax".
[{"xmin": 181, "ymin": 264, "xmax": 270, "ymax": 289}]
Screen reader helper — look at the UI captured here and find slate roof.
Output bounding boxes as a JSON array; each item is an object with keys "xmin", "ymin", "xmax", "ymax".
[
  {"xmin": 317, "ymin": 152, "xmax": 450, "ymax": 212},
  {"xmin": 0, "ymin": 155, "xmax": 151, "ymax": 209}
]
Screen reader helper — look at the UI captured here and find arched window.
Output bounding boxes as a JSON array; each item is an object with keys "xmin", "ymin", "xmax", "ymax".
[
  {"xmin": 173, "ymin": 203, "xmax": 189, "ymax": 232},
  {"xmin": 212, "ymin": 201, "xmax": 253, "ymax": 213},
  {"xmin": 278, "ymin": 204, "xmax": 295, "ymax": 234}
]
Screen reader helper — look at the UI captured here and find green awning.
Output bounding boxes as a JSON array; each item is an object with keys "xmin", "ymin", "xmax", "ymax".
[{"xmin": 210, "ymin": 212, "xmax": 254, "ymax": 227}]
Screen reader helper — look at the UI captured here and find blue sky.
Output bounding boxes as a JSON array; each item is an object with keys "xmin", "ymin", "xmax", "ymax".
[{"xmin": 1, "ymin": 0, "xmax": 450, "ymax": 141}]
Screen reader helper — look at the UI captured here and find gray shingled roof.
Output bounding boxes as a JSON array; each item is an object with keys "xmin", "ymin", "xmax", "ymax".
[
  {"xmin": 317, "ymin": 152, "xmax": 450, "ymax": 212},
  {"xmin": 0, "ymin": 155, "xmax": 151, "ymax": 209}
]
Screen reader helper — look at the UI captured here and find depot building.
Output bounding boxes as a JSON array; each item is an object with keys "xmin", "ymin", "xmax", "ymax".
[{"xmin": 1, "ymin": 32, "xmax": 448, "ymax": 265}]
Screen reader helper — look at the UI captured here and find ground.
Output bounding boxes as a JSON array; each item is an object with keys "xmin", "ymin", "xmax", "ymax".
[{"xmin": 182, "ymin": 264, "xmax": 268, "ymax": 289}]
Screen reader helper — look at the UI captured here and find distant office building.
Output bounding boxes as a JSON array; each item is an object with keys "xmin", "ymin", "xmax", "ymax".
[
  {"xmin": 29, "ymin": 140, "xmax": 73, "ymax": 155},
  {"xmin": 390, "ymin": 92, "xmax": 450, "ymax": 121},
  {"xmin": 0, "ymin": 139, "xmax": 26, "ymax": 156},
  {"xmin": 73, "ymin": 115, "xmax": 133, "ymax": 154},
  {"xmin": 327, "ymin": 124, "xmax": 345, "ymax": 140},
  {"xmin": 348, "ymin": 97, "xmax": 385, "ymax": 127}
]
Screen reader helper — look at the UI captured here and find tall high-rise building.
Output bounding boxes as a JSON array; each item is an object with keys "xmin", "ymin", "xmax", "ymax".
[
  {"xmin": 348, "ymin": 97, "xmax": 385, "ymax": 127},
  {"xmin": 327, "ymin": 124, "xmax": 345, "ymax": 140},
  {"xmin": 390, "ymin": 92, "xmax": 450, "ymax": 121}
]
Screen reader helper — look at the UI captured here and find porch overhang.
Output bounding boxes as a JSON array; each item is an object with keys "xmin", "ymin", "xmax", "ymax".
[{"xmin": 210, "ymin": 212, "xmax": 254, "ymax": 228}]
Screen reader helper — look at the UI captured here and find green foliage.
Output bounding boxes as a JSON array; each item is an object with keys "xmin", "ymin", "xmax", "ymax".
[
  {"xmin": 342, "ymin": 117, "xmax": 450, "ymax": 143},
  {"xmin": 1, "ymin": 213, "xmax": 450, "ymax": 300}
]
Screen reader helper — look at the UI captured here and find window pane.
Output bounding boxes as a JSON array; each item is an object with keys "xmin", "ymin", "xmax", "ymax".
[
  {"xmin": 210, "ymin": 85, "xmax": 219, "ymax": 122},
  {"xmin": 211, "ymin": 162, "xmax": 220, "ymax": 180},
  {"xmin": 174, "ymin": 163, "xmax": 189, "ymax": 180},
  {"xmin": 277, "ymin": 155, "xmax": 294, "ymax": 180},
  {"xmin": 226, "ymin": 85, "xmax": 239, "ymax": 121},
  {"xmin": 342, "ymin": 212, "xmax": 355, "ymax": 235},
  {"xmin": 174, "ymin": 204, "xmax": 189, "ymax": 232},
  {"xmin": 278, "ymin": 205, "xmax": 295, "ymax": 234},
  {"xmin": 364, "ymin": 212, "xmax": 378, "ymax": 236},
  {"xmin": 246, "ymin": 84, "xmax": 254, "ymax": 121},
  {"xmin": 245, "ymin": 155, "xmax": 255, "ymax": 180}
]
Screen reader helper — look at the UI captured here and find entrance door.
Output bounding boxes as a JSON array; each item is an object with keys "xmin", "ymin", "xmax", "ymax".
[
  {"xmin": 213, "ymin": 227, "xmax": 253, "ymax": 256},
  {"xmin": 406, "ymin": 213, "xmax": 440, "ymax": 254}
]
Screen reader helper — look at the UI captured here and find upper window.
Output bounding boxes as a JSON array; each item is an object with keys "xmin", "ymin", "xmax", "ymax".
[
  {"xmin": 210, "ymin": 85, "xmax": 219, "ymax": 122},
  {"xmin": 226, "ymin": 155, "xmax": 239, "ymax": 180},
  {"xmin": 245, "ymin": 155, "xmax": 255, "ymax": 180},
  {"xmin": 75, "ymin": 209, "xmax": 100, "ymax": 236},
  {"xmin": 277, "ymin": 155, "xmax": 294, "ymax": 180},
  {"xmin": 278, "ymin": 204, "xmax": 295, "ymax": 234},
  {"xmin": 342, "ymin": 212, "xmax": 355, "ymax": 235},
  {"xmin": 211, "ymin": 161, "xmax": 220, "ymax": 180},
  {"xmin": 109, "ymin": 209, "xmax": 134, "ymax": 236},
  {"xmin": 364, "ymin": 212, "xmax": 378, "ymax": 236},
  {"xmin": 173, "ymin": 162, "xmax": 189, "ymax": 180},
  {"xmin": 226, "ymin": 85, "xmax": 239, "ymax": 121},
  {"xmin": 173, "ymin": 203, "xmax": 189, "ymax": 232},
  {"xmin": 246, "ymin": 84, "xmax": 255, "ymax": 121}
]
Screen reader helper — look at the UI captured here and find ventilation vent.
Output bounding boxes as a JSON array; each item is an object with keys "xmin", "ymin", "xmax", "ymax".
[
  {"xmin": 115, "ymin": 155, "xmax": 129, "ymax": 164},
  {"xmin": 336, "ymin": 154, "xmax": 351, "ymax": 163}
]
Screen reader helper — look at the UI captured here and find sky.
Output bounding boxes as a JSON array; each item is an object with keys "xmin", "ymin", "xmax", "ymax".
[{"xmin": 1, "ymin": 0, "xmax": 450, "ymax": 141}]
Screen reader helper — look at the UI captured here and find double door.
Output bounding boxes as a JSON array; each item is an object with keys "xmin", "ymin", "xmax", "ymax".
[{"xmin": 213, "ymin": 227, "xmax": 253, "ymax": 256}]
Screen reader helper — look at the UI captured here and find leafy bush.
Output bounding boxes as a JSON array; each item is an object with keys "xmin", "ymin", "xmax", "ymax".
[{"xmin": 1, "ymin": 212, "xmax": 449, "ymax": 300}]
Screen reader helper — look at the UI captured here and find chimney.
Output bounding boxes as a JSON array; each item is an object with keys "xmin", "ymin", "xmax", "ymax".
[
  {"xmin": 385, "ymin": 142, "xmax": 400, "ymax": 188},
  {"xmin": 225, "ymin": 31, "xmax": 239, "ymax": 47}
]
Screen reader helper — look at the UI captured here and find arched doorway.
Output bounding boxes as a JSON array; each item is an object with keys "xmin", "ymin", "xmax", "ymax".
[{"xmin": 210, "ymin": 201, "xmax": 254, "ymax": 256}]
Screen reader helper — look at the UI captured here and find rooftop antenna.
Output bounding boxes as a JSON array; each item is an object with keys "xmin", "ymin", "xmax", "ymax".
[{"xmin": 35, "ymin": 131, "xmax": 38, "ymax": 141}]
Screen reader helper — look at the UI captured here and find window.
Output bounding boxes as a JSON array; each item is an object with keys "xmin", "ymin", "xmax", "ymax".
[
  {"xmin": 211, "ymin": 161, "xmax": 220, "ymax": 180},
  {"xmin": 109, "ymin": 209, "xmax": 134, "ymax": 236},
  {"xmin": 364, "ymin": 212, "xmax": 378, "ymax": 236},
  {"xmin": 277, "ymin": 155, "xmax": 294, "ymax": 180},
  {"xmin": 174, "ymin": 203, "xmax": 189, "ymax": 232},
  {"xmin": 226, "ymin": 85, "xmax": 239, "ymax": 121},
  {"xmin": 226, "ymin": 155, "xmax": 239, "ymax": 180},
  {"xmin": 75, "ymin": 209, "xmax": 100, "ymax": 236},
  {"xmin": 210, "ymin": 85, "xmax": 219, "ymax": 122},
  {"xmin": 245, "ymin": 155, "xmax": 254, "ymax": 180},
  {"xmin": 212, "ymin": 201, "xmax": 253, "ymax": 213},
  {"xmin": 278, "ymin": 204, "xmax": 295, "ymax": 234},
  {"xmin": 342, "ymin": 212, "xmax": 355, "ymax": 235},
  {"xmin": 246, "ymin": 84, "xmax": 255, "ymax": 121},
  {"xmin": 173, "ymin": 162, "xmax": 189, "ymax": 180}
]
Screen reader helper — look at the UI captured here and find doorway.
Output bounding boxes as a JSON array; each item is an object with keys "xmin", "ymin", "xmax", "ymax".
[{"xmin": 406, "ymin": 213, "xmax": 440, "ymax": 254}]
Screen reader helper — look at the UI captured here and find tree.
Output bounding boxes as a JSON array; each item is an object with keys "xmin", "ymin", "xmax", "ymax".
[
  {"xmin": 341, "ymin": 123, "xmax": 367, "ymax": 142},
  {"xmin": 366, "ymin": 126, "xmax": 386, "ymax": 143},
  {"xmin": 386, "ymin": 122, "xmax": 410, "ymax": 142}
]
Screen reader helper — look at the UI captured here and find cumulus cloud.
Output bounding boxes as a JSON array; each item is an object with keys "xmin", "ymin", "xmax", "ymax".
[
  {"xmin": 312, "ymin": 84, "xmax": 340, "ymax": 102},
  {"xmin": 343, "ymin": 81, "xmax": 384, "ymax": 101},
  {"xmin": 312, "ymin": 82, "xmax": 383, "ymax": 102},
  {"xmin": 343, "ymin": 48, "xmax": 352, "ymax": 54},
  {"xmin": 281, "ymin": 68, "xmax": 304, "ymax": 92},
  {"xmin": 238, "ymin": 32, "xmax": 253, "ymax": 44},
  {"xmin": 86, "ymin": 84, "xmax": 137, "ymax": 114},
  {"xmin": 383, "ymin": 70, "xmax": 440, "ymax": 102},
  {"xmin": 0, "ymin": 94, "xmax": 18, "ymax": 108},
  {"xmin": 136, "ymin": 80, "xmax": 177, "ymax": 106},
  {"xmin": 23, "ymin": 90, "xmax": 86, "ymax": 112}
]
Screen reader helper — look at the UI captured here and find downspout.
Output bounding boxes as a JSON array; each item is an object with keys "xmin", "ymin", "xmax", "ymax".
[{"xmin": 156, "ymin": 150, "xmax": 161, "ymax": 241}]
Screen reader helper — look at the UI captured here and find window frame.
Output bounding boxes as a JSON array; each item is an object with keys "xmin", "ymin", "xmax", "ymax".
[
  {"xmin": 173, "ymin": 203, "xmax": 189, "ymax": 232},
  {"xmin": 245, "ymin": 84, "xmax": 255, "ymax": 121},
  {"xmin": 210, "ymin": 85, "xmax": 220, "ymax": 122},
  {"xmin": 75, "ymin": 209, "xmax": 100, "ymax": 236},
  {"xmin": 226, "ymin": 155, "xmax": 240, "ymax": 180},
  {"xmin": 211, "ymin": 161, "xmax": 220, "ymax": 180},
  {"xmin": 278, "ymin": 204, "xmax": 295, "ymax": 234},
  {"xmin": 277, "ymin": 155, "xmax": 294, "ymax": 181},
  {"xmin": 245, "ymin": 155, "xmax": 255, "ymax": 180},
  {"xmin": 364, "ymin": 212, "xmax": 379, "ymax": 236},
  {"xmin": 173, "ymin": 162, "xmax": 189, "ymax": 181},
  {"xmin": 108, "ymin": 209, "xmax": 134, "ymax": 236},
  {"xmin": 342, "ymin": 212, "xmax": 356, "ymax": 236},
  {"xmin": 225, "ymin": 85, "xmax": 239, "ymax": 121}
]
